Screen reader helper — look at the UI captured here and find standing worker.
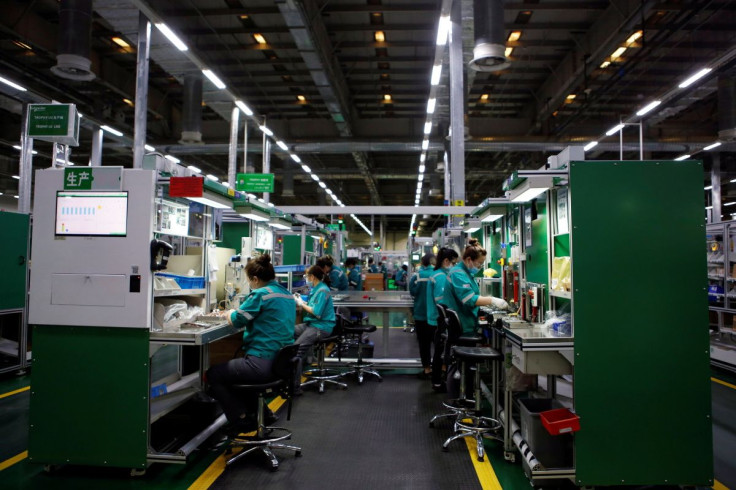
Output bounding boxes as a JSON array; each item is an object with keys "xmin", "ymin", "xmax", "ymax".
[
  {"xmin": 409, "ymin": 253, "xmax": 436, "ymax": 378},
  {"xmin": 318, "ymin": 255, "xmax": 348, "ymax": 291},
  {"xmin": 394, "ymin": 264, "xmax": 408, "ymax": 290},
  {"xmin": 345, "ymin": 257, "xmax": 362, "ymax": 291},
  {"xmin": 426, "ymin": 247, "xmax": 459, "ymax": 392},
  {"xmin": 368, "ymin": 257, "xmax": 379, "ymax": 273},
  {"xmin": 293, "ymin": 265, "xmax": 336, "ymax": 381},
  {"xmin": 379, "ymin": 261, "xmax": 388, "ymax": 289},
  {"xmin": 206, "ymin": 254, "xmax": 295, "ymax": 433}
]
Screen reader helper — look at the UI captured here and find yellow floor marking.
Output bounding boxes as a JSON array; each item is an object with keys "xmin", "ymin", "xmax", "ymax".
[
  {"xmin": 188, "ymin": 397, "xmax": 287, "ymax": 490},
  {"xmin": 464, "ymin": 437, "xmax": 503, "ymax": 490},
  {"xmin": 712, "ymin": 377, "xmax": 736, "ymax": 391},
  {"xmin": 0, "ymin": 451, "xmax": 28, "ymax": 472},
  {"xmin": 0, "ymin": 386, "xmax": 30, "ymax": 400},
  {"xmin": 713, "ymin": 478, "xmax": 730, "ymax": 490}
]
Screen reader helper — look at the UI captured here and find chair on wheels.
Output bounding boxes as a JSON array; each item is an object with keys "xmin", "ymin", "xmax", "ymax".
[
  {"xmin": 338, "ymin": 314, "xmax": 382, "ymax": 384},
  {"xmin": 300, "ymin": 320, "xmax": 348, "ymax": 393},
  {"xmin": 226, "ymin": 344, "xmax": 302, "ymax": 471}
]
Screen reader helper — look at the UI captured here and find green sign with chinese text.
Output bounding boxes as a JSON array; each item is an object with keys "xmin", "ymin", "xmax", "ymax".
[
  {"xmin": 27, "ymin": 104, "xmax": 80, "ymax": 146},
  {"xmin": 236, "ymin": 173, "xmax": 274, "ymax": 193}
]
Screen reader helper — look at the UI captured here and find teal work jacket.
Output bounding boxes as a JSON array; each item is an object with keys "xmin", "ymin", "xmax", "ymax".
[
  {"xmin": 303, "ymin": 281, "xmax": 336, "ymax": 333},
  {"xmin": 329, "ymin": 265, "xmax": 349, "ymax": 291},
  {"xmin": 229, "ymin": 280, "xmax": 296, "ymax": 359},
  {"xmin": 409, "ymin": 265, "xmax": 432, "ymax": 322},
  {"xmin": 441, "ymin": 262, "xmax": 480, "ymax": 336},
  {"xmin": 347, "ymin": 267, "xmax": 362, "ymax": 291},
  {"xmin": 426, "ymin": 267, "xmax": 450, "ymax": 327}
]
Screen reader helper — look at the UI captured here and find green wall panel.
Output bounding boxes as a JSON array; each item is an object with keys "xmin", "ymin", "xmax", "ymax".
[
  {"xmin": 29, "ymin": 325, "xmax": 150, "ymax": 468},
  {"xmin": 283, "ymin": 235, "xmax": 302, "ymax": 265},
  {"xmin": 570, "ymin": 161, "xmax": 712, "ymax": 486},
  {"xmin": 553, "ymin": 233, "xmax": 570, "ymax": 257},
  {"xmin": 0, "ymin": 212, "xmax": 29, "ymax": 310},
  {"xmin": 221, "ymin": 222, "xmax": 249, "ymax": 253},
  {"xmin": 525, "ymin": 200, "xmax": 548, "ymax": 286}
]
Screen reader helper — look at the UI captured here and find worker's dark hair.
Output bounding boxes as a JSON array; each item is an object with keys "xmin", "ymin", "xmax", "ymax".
[
  {"xmin": 246, "ymin": 254, "xmax": 275, "ymax": 282},
  {"xmin": 320, "ymin": 255, "xmax": 334, "ymax": 268},
  {"xmin": 462, "ymin": 238, "xmax": 487, "ymax": 261},
  {"xmin": 401, "ymin": 264, "xmax": 408, "ymax": 271},
  {"xmin": 421, "ymin": 253, "xmax": 435, "ymax": 267},
  {"xmin": 345, "ymin": 257, "xmax": 357, "ymax": 267},
  {"xmin": 307, "ymin": 265, "xmax": 326, "ymax": 281},
  {"xmin": 435, "ymin": 247, "xmax": 459, "ymax": 270},
  {"xmin": 368, "ymin": 257, "xmax": 374, "ymax": 264}
]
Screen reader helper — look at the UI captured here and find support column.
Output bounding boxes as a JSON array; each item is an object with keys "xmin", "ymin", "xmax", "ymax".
[
  {"xmin": 449, "ymin": 0, "xmax": 466, "ymax": 226},
  {"xmin": 711, "ymin": 154, "xmax": 722, "ymax": 223},
  {"xmin": 262, "ymin": 126, "xmax": 271, "ymax": 203},
  {"xmin": 243, "ymin": 119, "xmax": 250, "ymax": 173},
  {"xmin": 89, "ymin": 127, "xmax": 103, "ymax": 166},
  {"xmin": 228, "ymin": 105, "xmax": 239, "ymax": 187},
  {"xmin": 133, "ymin": 12, "xmax": 151, "ymax": 169},
  {"xmin": 18, "ymin": 104, "xmax": 33, "ymax": 214}
]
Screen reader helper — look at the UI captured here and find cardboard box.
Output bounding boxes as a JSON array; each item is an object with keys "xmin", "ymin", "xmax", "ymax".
[{"xmin": 363, "ymin": 273, "xmax": 385, "ymax": 291}]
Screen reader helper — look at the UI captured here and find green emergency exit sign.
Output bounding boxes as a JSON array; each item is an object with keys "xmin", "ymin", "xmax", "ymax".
[
  {"xmin": 236, "ymin": 173, "xmax": 274, "ymax": 193},
  {"xmin": 27, "ymin": 103, "xmax": 80, "ymax": 146}
]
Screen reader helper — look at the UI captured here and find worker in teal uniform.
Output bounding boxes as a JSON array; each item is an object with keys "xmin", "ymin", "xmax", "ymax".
[
  {"xmin": 426, "ymin": 247, "xmax": 459, "ymax": 391},
  {"xmin": 345, "ymin": 257, "xmax": 362, "ymax": 291},
  {"xmin": 293, "ymin": 265, "xmax": 336, "ymax": 380},
  {"xmin": 368, "ymin": 257, "xmax": 379, "ymax": 273},
  {"xmin": 394, "ymin": 264, "xmax": 408, "ymax": 290},
  {"xmin": 379, "ymin": 261, "xmax": 388, "ymax": 288},
  {"xmin": 442, "ymin": 239, "xmax": 509, "ymax": 337},
  {"xmin": 410, "ymin": 253, "xmax": 435, "ymax": 378},
  {"xmin": 207, "ymin": 254, "xmax": 295, "ymax": 433},
  {"xmin": 319, "ymin": 255, "xmax": 348, "ymax": 291}
]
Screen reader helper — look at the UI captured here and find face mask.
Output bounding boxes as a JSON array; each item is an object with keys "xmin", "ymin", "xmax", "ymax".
[{"xmin": 468, "ymin": 266, "xmax": 479, "ymax": 275}]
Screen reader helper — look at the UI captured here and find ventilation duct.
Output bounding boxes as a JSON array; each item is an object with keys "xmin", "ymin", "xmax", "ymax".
[
  {"xmin": 718, "ymin": 76, "xmax": 736, "ymax": 141},
  {"xmin": 469, "ymin": 0, "xmax": 509, "ymax": 72},
  {"xmin": 51, "ymin": 0, "xmax": 95, "ymax": 81},
  {"xmin": 180, "ymin": 74, "xmax": 204, "ymax": 144}
]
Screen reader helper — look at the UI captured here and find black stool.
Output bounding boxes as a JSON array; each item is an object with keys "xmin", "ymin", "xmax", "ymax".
[
  {"xmin": 301, "ymin": 326, "xmax": 347, "ymax": 393},
  {"xmin": 442, "ymin": 345, "xmax": 503, "ymax": 461},
  {"xmin": 339, "ymin": 314, "xmax": 382, "ymax": 384},
  {"xmin": 226, "ymin": 344, "xmax": 302, "ymax": 471}
]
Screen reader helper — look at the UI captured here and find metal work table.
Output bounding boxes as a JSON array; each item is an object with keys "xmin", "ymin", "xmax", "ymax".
[
  {"xmin": 150, "ymin": 321, "xmax": 242, "ymax": 346},
  {"xmin": 331, "ymin": 291, "xmax": 413, "ymax": 357}
]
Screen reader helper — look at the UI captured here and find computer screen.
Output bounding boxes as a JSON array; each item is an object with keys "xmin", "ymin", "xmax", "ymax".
[{"xmin": 55, "ymin": 191, "xmax": 129, "ymax": 236}]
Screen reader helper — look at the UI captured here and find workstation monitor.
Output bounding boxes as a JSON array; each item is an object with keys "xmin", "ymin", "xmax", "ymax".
[{"xmin": 55, "ymin": 191, "xmax": 129, "ymax": 236}]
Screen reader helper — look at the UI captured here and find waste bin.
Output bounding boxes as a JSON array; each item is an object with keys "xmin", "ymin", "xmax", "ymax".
[{"xmin": 518, "ymin": 398, "xmax": 573, "ymax": 468}]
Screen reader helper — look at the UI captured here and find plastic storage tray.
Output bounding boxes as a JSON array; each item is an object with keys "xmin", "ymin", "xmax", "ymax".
[
  {"xmin": 540, "ymin": 408, "xmax": 580, "ymax": 435},
  {"xmin": 518, "ymin": 398, "xmax": 573, "ymax": 469},
  {"xmin": 155, "ymin": 272, "xmax": 205, "ymax": 290}
]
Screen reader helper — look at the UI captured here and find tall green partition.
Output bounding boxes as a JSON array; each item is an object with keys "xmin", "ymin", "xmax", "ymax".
[
  {"xmin": 570, "ymin": 161, "xmax": 712, "ymax": 486},
  {"xmin": 283, "ymin": 235, "xmax": 303, "ymax": 265},
  {"xmin": 0, "ymin": 211, "xmax": 29, "ymax": 310},
  {"xmin": 525, "ymin": 199, "xmax": 548, "ymax": 286}
]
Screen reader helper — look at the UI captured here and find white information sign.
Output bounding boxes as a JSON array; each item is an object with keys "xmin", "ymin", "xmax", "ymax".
[{"xmin": 556, "ymin": 188, "xmax": 569, "ymax": 235}]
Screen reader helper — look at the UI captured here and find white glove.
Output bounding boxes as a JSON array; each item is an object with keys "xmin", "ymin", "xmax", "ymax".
[
  {"xmin": 294, "ymin": 294, "xmax": 303, "ymax": 305},
  {"xmin": 491, "ymin": 297, "xmax": 510, "ymax": 310}
]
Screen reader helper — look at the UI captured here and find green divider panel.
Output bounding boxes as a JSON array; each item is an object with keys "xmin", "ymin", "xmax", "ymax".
[
  {"xmin": 0, "ymin": 212, "xmax": 29, "ymax": 310},
  {"xmin": 570, "ymin": 161, "xmax": 712, "ymax": 486},
  {"xmin": 221, "ymin": 222, "xmax": 249, "ymax": 253},
  {"xmin": 282, "ymin": 235, "xmax": 302, "ymax": 265},
  {"xmin": 553, "ymin": 233, "xmax": 569, "ymax": 257},
  {"xmin": 525, "ymin": 200, "xmax": 548, "ymax": 286},
  {"xmin": 29, "ymin": 325, "xmax": 149, "ymax": 468}
]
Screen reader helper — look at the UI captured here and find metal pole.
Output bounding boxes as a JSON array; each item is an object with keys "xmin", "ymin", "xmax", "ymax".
[
  {"xmin": 18, "ymin": 104, "xmax": 33, "ymax": 214},
  {"xmin": 89, "ymin": 127, "xmax": 103, "ymax": 166},
  {"xmin": 228, "ymin": 104, "xmax": 239, "ymax": 187},
  {"xmin": 449, "ymin": 0, "xmax": 465, "ymax": 226},
  {"xmin": 300, "ymin": 225, "xmax": 307, "ymax": 265},
  {"xmin": 712, "ymin": 154, "xmax": 722, "ymax": 223},
  {"xmin": 619, "ymin": 121, "xmax": 623, "ymax": 160},
  {"xmin": 133, "ymin": 11, "xmax": 151, "ymax": 169},
  {"xmin": 262, "ymin": 117, "xmax": 271, "ymax": 203},
  {"xmin": 242, "ymin": 119, "xmax": 249, "ymax": 173},
  {"xmin": 639, "ymin": 122, "xmax": 644, "ymax": 160}
]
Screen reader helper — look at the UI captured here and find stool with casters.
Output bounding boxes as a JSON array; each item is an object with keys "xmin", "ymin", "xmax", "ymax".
[
  {"xmin": 300, "ymin": 320, "xmax": 348, "ymax": 393},
  {"xmin": 338, "ymin": 314, "xmax": 382, "ymax": 384},
  {"xmin": 226, "ymin": 344, "xmax": 302, "ymax": 471}
]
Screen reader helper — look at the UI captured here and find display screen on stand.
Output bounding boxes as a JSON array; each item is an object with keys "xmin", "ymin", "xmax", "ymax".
[{"xmin": 55, "ymin": 191, "xmax": 128, "ymax": 236}]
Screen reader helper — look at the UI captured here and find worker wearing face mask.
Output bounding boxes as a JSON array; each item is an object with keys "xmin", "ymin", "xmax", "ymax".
[
  {"xmin": 442, "ymin": 239, "xmax": 509, "ymax": 337},
  {"xmin": 427, "ymin": 247, "xmax": 459, "ymax": 391},
  {"xmin": 410, "ymin": 253, "xmax": 436, "ymax": 378},
  {"xmin": 319, "ymin": 255, "xmax": 348, "ymax": 291},
  {"xmin": 345, "ymin": 257, "xmax": 362, "ymax": 291},
  {"xmin": 293, "ymin": 265, "xmax": 336, "ymax": 381}
]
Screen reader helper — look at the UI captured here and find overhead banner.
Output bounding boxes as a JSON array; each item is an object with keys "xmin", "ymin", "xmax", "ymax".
[{"xmin": 169, "ymin": 177, "xmax": 204, "ymax": 197}]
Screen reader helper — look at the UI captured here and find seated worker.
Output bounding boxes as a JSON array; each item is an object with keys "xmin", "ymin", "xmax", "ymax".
[
  {"xmin": 318, "ymin": 255, "xmax": 349, "ymax": 291},
  {"xmin": 394, "ymin": 264, "xmax": 408, "ymax": 290},
  {"xmin": 345, "ymin": 257, "xmax": 362, "ymax": 291},
  {"xmin": 442, "ymin": 239, "xmax": 509, "ymax": 337},
  {"xmin": 206, "ymin": 254, "xmax": 295, "ymax": 433},
  {"xmin": 293, "ymin": 265, "xmax": 336, "ymax": 378},
  {"xmin": 368, "ymin": 257, "xmax": 379, "ymax": 273}
]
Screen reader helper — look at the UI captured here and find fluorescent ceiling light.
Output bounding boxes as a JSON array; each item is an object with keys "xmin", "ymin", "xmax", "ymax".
[
  {"xmin": 276, "ymin": 140, "xmax": 288, "ymax": 151},
  {"xmin": 509, "ymin": 176, "xmax": 553, "ymax": 203},
  {"xmin": 431, "ymin": 65, "xmax": 442, "ymax": 85},
  {"xmin": 605, "ymin": 123, "xmax": 625, "ymax": 136},
  {"xmin": 599, "ymin": 61, "xmax": 611, "ymax": 69},
  {"xmin": 269, "ymin": 217, "xmax": 292, "ymax": 230},
  {"xmin": 706, "ymin": 206, "xmax": 713, "ymax": 210},
  {"xmin": 436, "ymin": 15, "xmax": 450, "ymax": 46},
  {"xmin": 253, "ymin": 33, "xmax": 267, "ymax": 45},
  {"xmin": 626, "ymin": 30, "xmax": 643, "ymax": 45},
  {"xmin": 463, "ymin": 218, "xmax": 482, "ymax": 234},
  {"xmin": 674, "ymin": 154, "xmax": 691, "ymax": 161},
  {"xmin": 636, "ymin": 100, "xmax": 661, "ymax": 116},
  {"xmin": 583, "ymin": 141, "xmax": 598, "ymax": 151},
  {"xmin": 704, "ymin": 185, "xmax": 713, "ymax": 190},
  {"xmin": 100, "ymin": 125, "xmax": 123, "ymax": 137},
  {"xmin": 235, "ymin": 100, "xmax": 253, "ymax": 116},
  {"xmin": 731, "ymin": 179, "xmax": 736, "ymax": 183},
  {"xmin": 319, "ymin": 182, "xmax": 326, "ymax": 189},
  {"xmin": 290, "ymin": 154, "xmax": 301, "ymax": 163},
  {"xmin": 164, "ymin": 154, "xmax": 180, "ymax": 163},
  {"xmin": 0, "ymin": 75, "xmax": 27, "ymax": 92},
  {"xmin": 13, "ymin": 196, "xmax": 18, "ymax": 199},
  {"xmin": 704, "ymin": 142, "xmax": 721, "ymax": 151},
  {"xmin": 155, "ymin": 23, "xmax": 188, "ymax": 51},
  {"xmin": 420, "ymin": 153, "xmax": 426, "ymax": 163},
  {"xmin": 236, "ymin": 204, "xmax": 270, "ymax": 221},
  {"xmin": 339, "ymin": 203, "xmax": 346, "ymax": 208},
  {"xmin": 427, "ymin": 98, "xmax": 436, "ymax": 114},
  {"xmin": 610, "ymin": 47, "xmax": 626, "ymax": 60},
  {"xmin": 480, "ymin": 206, "xmax": 505, "ymax": 222},
  {"xmin": 301, "ymin": 164, "xmax": 311, "ymax": 173},
  {"xmin": 188, "ymin": 192, "xmax": 232, "ymax": 210},
  {"xmin": 12, "ymin": 175, "xmax": 21, "ymax": 179},
  {"xmin": 505, "ymin": 47, "xmax": 513, "ymax": 58},
  {"xmin": 424, "ymin": 122, "xmax": 432, "ymax": 134},
  {"xmin": 725, "ymin": 202, "xmax": 736, "ymax": 207},
  {"xmin": 202, "ymin": 69, "xmax": 226, "ymax": 89},
  {"xmin": 421, "ymin": 139, "xmax": 429, "ymax": 150},
  {"xmin": 111, "ymin": 36, "xmax": 130, "ymax": 48},
  {"xmin": 418, "ymin": 174, "xmax": 424, "ymax": 182},
  {"xmin": 144, "ymin": 144, "xmax": 155, "ymax": 152},
  {"xmin": 508, "ymin": 31, "xmax": 522, "ymax": 42},
  {"xmin": 678, "ymin": 68, "xmax": 711, "ymax": 88},
  {"xmin": 12, "ymin": 145, "xmax": 37, "ymax": 155},
  {"xmin": 419, "ymin": 164, "xmax": 425, "ymax": 173},
  {"xmin": 310, "ymin": 174, "xmax": 319, "ymax": 181},
  {"xmin": 268, "ymin": 202, "xmax": 275, "ymax": 207},
  {"xmin": 187, "ymin": 165, "xmax": 201, "ymax": 173},
  {"xmin": 259, "ymin": 125, "xmax": 273, "ymax": 136},
  {"xmin": 206, "ymin": 174, "xmax": 219, "ymax": 182},
  {"xmin": 222, "ymin": 182, "xmax": 230, "ymax": 188}
]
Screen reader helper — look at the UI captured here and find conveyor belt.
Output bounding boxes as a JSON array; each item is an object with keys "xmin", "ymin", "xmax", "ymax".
[{"xmin": 210, "ymin": 374, "xmax": 482, "ymax": 489}]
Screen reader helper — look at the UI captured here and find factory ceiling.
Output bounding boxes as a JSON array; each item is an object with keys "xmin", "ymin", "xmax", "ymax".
[{"xmin": 0, "ymin": 0, "xmax": 735, "ymax": 234}]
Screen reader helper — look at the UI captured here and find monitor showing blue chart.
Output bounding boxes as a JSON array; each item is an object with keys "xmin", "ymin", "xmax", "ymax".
[{"xmin": 55, "ymin": 191, "xmax": 129, "ymax": 236}]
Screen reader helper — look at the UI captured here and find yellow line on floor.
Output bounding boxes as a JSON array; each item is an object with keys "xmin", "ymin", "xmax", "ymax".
[
  {"xmin": 0, "ymin": 386, "xmax": 30, "ymax": 400},
  {"xmin": 464, "ymin": 438, "xmax": 503, "ymax": 490},
  {"xmin": 713, "ymin": 478, "xmax": 730, "ymax": 490},
  {"xmin": 0, "ymin": 451, "xmax": 28, "ymax": 472},
  {"xmin": 188, "ymin": 397, "xmax": 287, "ymax": 490},
  {"xmin": 712, "ymin": 377, "xmax": 736, "ymax": 391}
]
